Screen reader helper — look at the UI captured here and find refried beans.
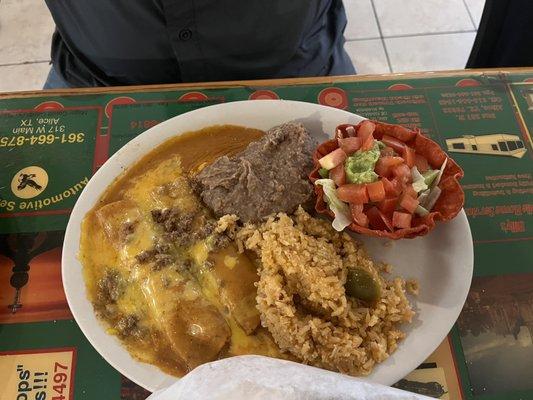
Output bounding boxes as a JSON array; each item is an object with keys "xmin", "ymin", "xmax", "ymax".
[{"xmin": 193, "ymin": 123, "xmax": 314, "ymax": 222}]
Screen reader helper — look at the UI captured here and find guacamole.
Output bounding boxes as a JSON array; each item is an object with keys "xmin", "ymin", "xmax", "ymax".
[{"xmin": 344, "ymin": 143, "xmax": 380, "ymax": 184}]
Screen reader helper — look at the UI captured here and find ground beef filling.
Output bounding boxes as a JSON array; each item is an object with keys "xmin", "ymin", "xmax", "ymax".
[
  {"xmin": 135, "ymin": 241, "xmax": 174, "ymax": 269},
  {"xmin": 135, "ymin": 203, "xmax": 225, "ymax": 270},
  {"xmin": 119, "ymin": 220, "xmax": 137, "ymax": 243},
  {"xmin": 96, "ymin": 269, "xmax": 124, "ymax": 304}
]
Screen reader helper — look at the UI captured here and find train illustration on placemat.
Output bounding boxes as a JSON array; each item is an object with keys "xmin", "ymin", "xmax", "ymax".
[{"xmin": 446, "ymin": 134, "xmax": 527, "ymax": 158}]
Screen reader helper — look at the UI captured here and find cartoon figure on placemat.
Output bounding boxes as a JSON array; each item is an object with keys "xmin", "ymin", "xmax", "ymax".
[
  {"xmin": 10, "ymin": 166, "xmax": 49, "ymax": 200},
  {"xmin": 17, "ymin": 173, "xmax": 43, "ymax": 191}
]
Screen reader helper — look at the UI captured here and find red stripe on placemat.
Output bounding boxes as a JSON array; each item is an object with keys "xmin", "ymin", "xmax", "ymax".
[
  {"xmin": 0, "ymin": 346, "xmax": 76, "ymax": 356},
  {"xmin": 0, "ymin": 105, "xmax": 101, "ymax": 115},
  {"xmin": 69, "ymin": 347, "xmax": 78, "ymax": 400},
  {"xmin": 0, "ymin": 208, "xmax": 71, "ymax": 218},
  {"xmin": 447, "ymin": 335, "xmax": 466, "ymax": 400},
  {"xmin": 474, "ymin": 236, "xmax": 533, "ymax": 244}
]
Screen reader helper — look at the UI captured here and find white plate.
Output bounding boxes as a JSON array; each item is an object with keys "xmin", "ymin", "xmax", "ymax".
[{"xmin": 62, "ymin": 100, "xmax": 473, "ymax": 391}]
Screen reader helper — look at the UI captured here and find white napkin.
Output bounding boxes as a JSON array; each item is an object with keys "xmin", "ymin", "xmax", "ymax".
[{"xmin": 147, "ymin": 355, "xmax": 431, "ymax": 400}]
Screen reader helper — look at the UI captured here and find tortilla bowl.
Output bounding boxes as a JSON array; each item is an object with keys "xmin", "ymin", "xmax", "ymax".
[{"xmin": 309, "ymin": 120, "xmax": 465, "ymax": 239}]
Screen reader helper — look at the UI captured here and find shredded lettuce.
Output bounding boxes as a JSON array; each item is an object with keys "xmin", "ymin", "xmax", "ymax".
[
  {"xmin": 411, "ymin": 166, "xmax": 428, "ymax": 193},
  {"xmin": 425, "ymin": 186, "xmax": 442, "ymax": 211},
  {"xmin": 318, "ymin": 168, "xmax": 329, "ymax": 178},
  {"xmin": 417, "ymin": 189, "xmax": 430, "ymax": 205},
  {"xmin": 433, "ymin": 158, "xmax": 448, "ymax": 188},
  {"xmin": 422, "ymin": 169, "xmax": 439, "ymax": 187},
  {"xmin": 315, "ymin": 179, "xmax": 352, "ymax": 231},
  {"xmin": 415, "ymin": 205, "xmax": 429, "ymax": 216},
  {"xmin": 414, "ymin": 159, "xmax": 447, "ymax": 213}
]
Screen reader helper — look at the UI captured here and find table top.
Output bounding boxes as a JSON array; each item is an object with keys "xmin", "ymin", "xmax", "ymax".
[{"xmin": 1, "ymin": 68, "xmax": 532, "ymax": 400}]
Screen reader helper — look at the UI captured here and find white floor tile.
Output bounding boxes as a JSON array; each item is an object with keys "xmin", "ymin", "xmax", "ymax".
[
  {"xmin": 344, "ymin": 0, "xmax": 380, "ymax": 40},
  {"xmin": 0, "ymin": 0, "xmax": 55, "ymax": 64},
  {"xmin": 374, "ymin": 0, "xmax": 475, "ymax": 36},
  {"xmin": 464, "ymin": 0, "xmax": 486, "ymax": 27},
  {"xmin": 385, "ymin": 32, "xmax": 476, "ymax": 72},
  {"xmin": 344, "ymin": 39, "xmax": 390, "ymax": 75},
  {"xmin": 0, "ymin": 62, "xmax": 50, "ymax": 92}
]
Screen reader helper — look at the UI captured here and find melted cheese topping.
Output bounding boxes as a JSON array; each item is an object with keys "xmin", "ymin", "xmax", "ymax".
[{"xmin": 80, "ymin": 125, "xmax": 286, "ymax": 377}]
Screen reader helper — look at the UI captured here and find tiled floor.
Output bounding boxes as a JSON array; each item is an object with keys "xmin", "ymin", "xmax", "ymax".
[
  {"xmin": 0, "ymin": 0, "xmax": 485, "ymax": 92},
  {"xmin": 0, "ymin": 0, "xmax": 55, "ymax": 92},
  {"xmin": 344, "ymin": 0, "xmax": 485, "ymax": 74}
]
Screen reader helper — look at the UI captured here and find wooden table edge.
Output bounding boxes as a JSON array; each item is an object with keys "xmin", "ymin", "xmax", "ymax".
[{"xmin": 1, "ymin": 67, "xmax": 532, "ymax": 100}]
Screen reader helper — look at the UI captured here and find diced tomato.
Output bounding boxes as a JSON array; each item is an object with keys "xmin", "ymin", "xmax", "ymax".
[
  {"xmin": 330, "ymin": 163, "xmax": 346, "ymax": 186},
  {"xmin": 385, "ymin": 156, "xmax": 405, "ymax": 167},
  {"xmin": 345, "ymin": 125, "xmax": 356, "ymax": 137},
  {"xmin": 391, "ymin": 177, "xmax": 405, "ymax": 193},
  {"xmin": 392, "ymin": 211, "xmax": 412, "ymax": 228},
  {"xmin": 378, "ymin": 197, "xmax": 398, "ymax": 218},
  {"xmin": 380, "ymin": 146, "xmax": 396, "ymax": 157},
  {"xmin": 374, "ymin": 156, "xmax": 404, "ymax": 178},
  {"xmin": 403, "ymin": 184, "xmax": 417, "ymax": 199},
  {"xmin": 382, "ymin": 177, "xmax": 401, "ymax": 197},
  {"xmin": 382, "ymin": 134, "xmax": 406, "ymax": 154},
  {"xmin": 354, "ymin": 213, "xmax": 369, "ymax": 228},
  {"xmin": 376, "ymin": 124, "xmax": 417, "ymax": 142},
  {"xmin": 350, "ymin": 204, "xmax": 369, "ymax": 227},
  {"xmin": 350, "ymin": 203, "xmax": 363, "ymax": 214},
  {"xmin": 415, "ymin": 154, "xmax": 430, "ymax": 172},
  {"xmin": 319, "ymin": 148, "xmax": 347, "ymax": 170},
  {"xmin": 374, "ymin": 161, "xmax": 390, "ymax": 178},
  {"xmin": 337, "ymin": 184, "xmax": 369, "ymax": 204},
  {"xmin": 357, "ymin": 121, "xmax": 376, "ymax": 141},
  {"xmin": 367, "ymin": 206, "xmax": 393, "ymax": 231},
  {"xmin": 392, "ymin": 163, "xmax": 411, "ymax": 184},
  {"xmin": 335, "ymin": 125, "xmax": 357, "ymax": 139},
  {"xmin": 338, "ymin": 137, "xmax": 362, "ymax": 154},
  {"xmin": 361, "ymin": 134, "xmax": 375, "ymax": 151},
  {"xmin": 366, "ymin": 180, "xmax": 386, "ymax": 202},
  {"xmin": 403, "ymin": 146, "xmax": 416, "ymax": 168},
  {"xmin": 399, "ymin": 193, "xmax": 419, "ymax": 213},
  {"xmin": 389, "ymin": 126, "xmax": 416, "ymax": 142}
]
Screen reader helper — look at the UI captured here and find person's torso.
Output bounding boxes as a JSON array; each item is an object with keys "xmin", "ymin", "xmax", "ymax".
[{"xmin": 45, "ymin": 0, "xmax": 352, "ymax": 86}]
